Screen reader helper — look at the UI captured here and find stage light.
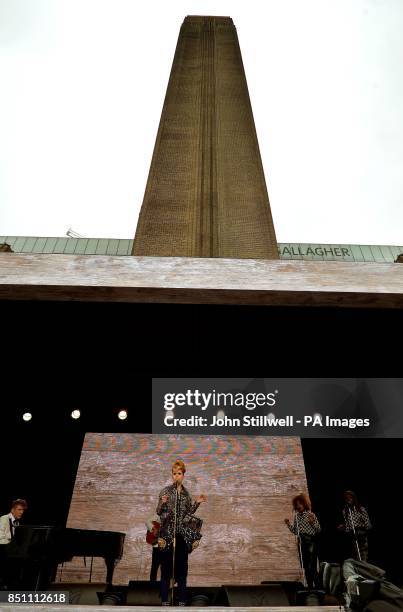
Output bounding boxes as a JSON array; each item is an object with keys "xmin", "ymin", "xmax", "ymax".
[
  {"xmin": 118, "ymin": 409, "xmax": 128, "ymax": 420},
  {"xmin": 22, "ymin": 412, "xmax": 32, "ymax": 422},
  {"xmin": 267, "ymin": 413, "xmax": 275, "ymax": 420},
  {"xmin": 71, "ymin": 410, "xmax": 81, "ymax": 420},
  {"xmin": 216, "ymin": 409, "xmax": 225, "ymax": 419}
]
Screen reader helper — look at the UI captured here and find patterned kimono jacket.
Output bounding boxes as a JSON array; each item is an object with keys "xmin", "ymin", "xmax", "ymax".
[
  {"xmin": 156, "ymin": 483, "xmax": 203, "ymax": 552},
  {"xmin": 342, "ymin": 505, "xmax": 371, "ymax": 535},
  {"xmin": 287, "ymin": 510, "xmax": 321, "ymax": 540}
]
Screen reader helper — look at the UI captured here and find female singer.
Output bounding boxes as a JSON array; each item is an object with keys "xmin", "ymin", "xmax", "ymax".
[
  {"xmin": 156, "ymin": 459, "xmax": 206, "ymax": 606},
  {"xmin": 338, "ymin": 490, "xmax": 371, "ymax": 561},
  {"xmin": 284, "ymin": 493, "xmax": 321, "ymax": 589}
]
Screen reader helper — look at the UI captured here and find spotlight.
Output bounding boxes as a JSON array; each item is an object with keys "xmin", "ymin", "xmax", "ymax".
[
  {"xmin": 22, "ymin": 412, "xmax": 32, "ymax": 422},
  {"xmin": 117, "ymin": 409, "xmax": 128, "ymax": 420},
  {"xmin": 71, "ymin": 409, "xmax": 81, "ymax": 420}
]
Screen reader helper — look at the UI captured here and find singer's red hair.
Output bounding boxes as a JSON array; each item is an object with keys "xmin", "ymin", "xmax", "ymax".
[
  {"xmin": 172, "ymin": 459, "xmax": 186, "ymax": 474},
  {"xmin": 292, "ymin": 492, "xmax": 311, "ymax": 511}
]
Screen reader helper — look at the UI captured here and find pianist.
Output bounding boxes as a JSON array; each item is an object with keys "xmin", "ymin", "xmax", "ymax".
[
  {"xmin": 0, "ymin": 498, "xmax": 28, "ymax": 588},
  {"xmin": 156, "ymin": 460, "xmax": 206, "ymax": 606},
  {"xmin": 0, "ymin": 498, "xmax": 27, "ymax": 545}
]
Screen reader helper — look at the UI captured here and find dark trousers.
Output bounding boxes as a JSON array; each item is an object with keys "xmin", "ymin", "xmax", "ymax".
[
  {"xmin": 160, "ymin": 534, "xmax": 189, "ymax": 604},
  {"xmin": 300, "ymin": 535, "xmax": 319, "ymax": 590},
  {"xmin": 349, "ymin": 531, "xmax": 368, "ymax": 562},
  {"xmin": 0, "ymin": 545, "xmax": 22, "ymax": 589},
  {"xmin": 0, "ymin": 545, "xmax": 6, "ymax": 588},
  {"xmin": 150, "ymin": 546, "xmax": 162, "ymax": 581}
]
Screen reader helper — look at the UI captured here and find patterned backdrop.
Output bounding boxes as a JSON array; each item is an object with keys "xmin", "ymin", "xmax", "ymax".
[{"xmin": 61, "ymin": 434, "xmax": 308, "ymax": 585}]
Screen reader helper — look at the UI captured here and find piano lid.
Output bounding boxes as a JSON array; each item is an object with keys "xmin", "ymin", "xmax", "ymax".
[{"xmin": 8, "ymin": 525, "xmax": 125, "ymax": 561}]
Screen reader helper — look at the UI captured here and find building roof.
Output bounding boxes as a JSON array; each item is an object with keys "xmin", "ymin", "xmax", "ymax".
[{"xmin": 1, "ymin": 236, "xmax": 402, "ymax": 263}]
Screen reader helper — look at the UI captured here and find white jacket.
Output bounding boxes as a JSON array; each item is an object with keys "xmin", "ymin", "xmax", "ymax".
[{"xmin": 0, "ymin": 514, "xmax": 12, "ymax": 545}]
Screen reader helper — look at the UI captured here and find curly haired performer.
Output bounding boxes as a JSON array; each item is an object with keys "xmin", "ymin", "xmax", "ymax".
[
  {"xmin": 156, "ymin": 460, "xmax": 206, "ymax": 606},
  {"xmin": 284, "ymin": 493, "xmax": 321, "ymax": 590}
]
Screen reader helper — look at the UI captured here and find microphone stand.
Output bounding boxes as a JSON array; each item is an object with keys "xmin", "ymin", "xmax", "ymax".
[
  {"xmin": 347, "ymin": 505, "xmax": 362, "ymax": 561},
  {"xmin": 171, "ymin": 483, "xmax": 179, "ymax": 606},
  {"xmin": 294, "ymin": 511, "xmax": 308, "ymax": 589}
]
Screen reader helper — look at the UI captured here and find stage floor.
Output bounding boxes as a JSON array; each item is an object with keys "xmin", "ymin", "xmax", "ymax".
[{"xmin": 0, "ymin": 606, "xmax": 342, "ymax": 611}]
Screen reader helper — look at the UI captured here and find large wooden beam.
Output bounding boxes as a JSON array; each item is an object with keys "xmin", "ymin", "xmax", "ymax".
[{"xmin": 0, "ymin": 253, "xmax": 402, "ymax": 308}]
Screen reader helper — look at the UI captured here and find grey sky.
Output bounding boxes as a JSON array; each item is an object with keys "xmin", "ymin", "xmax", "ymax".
[{"xmin": 0, "ymin": 0, "xmax": 402, "ymax": 244}]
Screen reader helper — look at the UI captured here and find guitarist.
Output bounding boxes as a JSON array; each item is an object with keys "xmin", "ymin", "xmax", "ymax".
[{"xmin": 146, "ymin": 514, "xmax": 161, "ymax": 581}]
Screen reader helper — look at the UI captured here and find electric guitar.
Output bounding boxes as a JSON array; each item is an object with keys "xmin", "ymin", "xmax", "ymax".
[{"xmin": 146, "ymin": 520, "xmax": 160, "ymax": 545}]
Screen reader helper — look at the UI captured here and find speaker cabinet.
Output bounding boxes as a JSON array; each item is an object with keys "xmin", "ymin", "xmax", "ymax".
[
  {"xmin": 224, "ymin": 584, "xmax": 289, "ymax": 606},
  {"xmin": 188, "ymin": 586, "xmax": 221, "ymax": 606},
  {"xmin": 126, "ymin": 580, "xmax": 161, "ymax": 605},
  {"xmin": 49, "ymin": 582, "xmax": 107, "ymax": 605}
]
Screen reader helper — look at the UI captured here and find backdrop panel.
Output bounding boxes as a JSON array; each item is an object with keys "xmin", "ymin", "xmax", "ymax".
[{"xmin": 61, "ymin": 434, "xmax": 307, "ymax": 585}]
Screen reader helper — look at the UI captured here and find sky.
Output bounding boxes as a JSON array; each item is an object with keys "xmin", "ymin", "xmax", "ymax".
[{"xmin": 0, "ymin": 0, "xmax": 402, "ymax": 244}]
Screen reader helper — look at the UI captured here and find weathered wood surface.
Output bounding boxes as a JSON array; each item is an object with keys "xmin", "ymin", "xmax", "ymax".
[
  {"xmin": 0, "ymin": 253, "xmax": 403, "ymax": 307},
  {"xmin": 61, "ymin": 434, "xmax": 307, "ymax": 585}
]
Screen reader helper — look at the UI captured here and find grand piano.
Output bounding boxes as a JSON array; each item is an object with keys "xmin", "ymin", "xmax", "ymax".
[{"xmin": 5, "ymin": 525, "xmax": 125, "ymax": 590}]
